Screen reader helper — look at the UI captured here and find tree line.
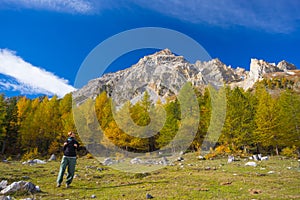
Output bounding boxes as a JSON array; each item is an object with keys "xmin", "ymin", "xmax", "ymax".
[{"xmin": 0, "ymin": 82, "xmax": 299, "ymax": 159}]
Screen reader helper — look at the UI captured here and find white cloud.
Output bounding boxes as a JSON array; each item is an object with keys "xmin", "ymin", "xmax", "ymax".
[
  {"xmin": 0, "ymin": 0, "xmax": 94, "ymax": 14},
  {"xmin": 132, "ymin": 0, "xmax": 300, "ymax": 33},
  {"xmin": 0, "ymin": 49, "xmax": 76, "ymax": 97}
]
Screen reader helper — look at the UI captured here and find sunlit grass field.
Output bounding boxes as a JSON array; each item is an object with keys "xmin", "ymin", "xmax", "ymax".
[{"xmin": 0, "ymin": 153, "xmax": 299, "ymax": 199}]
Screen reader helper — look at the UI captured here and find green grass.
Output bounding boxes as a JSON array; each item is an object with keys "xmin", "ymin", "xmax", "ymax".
[{"xmin": 0, "ymin": 153, "xmax": 299, "ymax": 199}]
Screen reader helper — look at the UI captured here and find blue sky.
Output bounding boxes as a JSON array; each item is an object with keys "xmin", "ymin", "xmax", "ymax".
[{"xmin": 0, "ymin": 0, "xmax": 299, "ymax": 97}]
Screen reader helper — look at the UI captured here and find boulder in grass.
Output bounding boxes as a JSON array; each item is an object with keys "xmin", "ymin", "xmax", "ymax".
[
  {"xmin": 198, "ymin": 156, "xmax": 205, "ymax": 160},
  {"xmin": 0, "ymin": 196, "xmax": 12, "ymax": 200},
  {"xmin": 130, "ymin": 158, "xmax": 143, "ymax": 164},
  {"xmin": 245, "ymin": 161, "xmax": 257, "ymax": 167},
  {"xmin": 161, "ymin": 157, "xmax": 168, "ymax": 165},
  {"xmin": 177, "ymin": 157, "xmax": 184, "ymax": 161},
  {"xmin": 0, "ymin": 181, "xmax": 7, "ymax": 190},
  {"xmin": 102, "ymin": 158, "xmax": 114, "ymax": 166},
  {"xmin": 261, "ymin": 156, "xmax": 269, "ymax": 161},
  {"xmin": 227, "ymin": 156, "xmax": 235, "ymax": 163},
  {"xmin": 48, "ymin": 154, "xmax": 56, "ymax": 161},
  {"xmin": 22, "ymin": 159, "xmax": 46, "ymax": 165},
  {"xmin": 0, "ymin": 181, "xmax": 39, "ymax": 195},
  {"xmin": 146, "ymin": 193, "xmax": 154, "ymax": 199}
]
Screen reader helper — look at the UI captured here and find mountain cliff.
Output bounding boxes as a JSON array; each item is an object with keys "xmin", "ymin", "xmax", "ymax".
[{"xmin": 73, "ymin": 49, "xmax": 298, "ymax": 105}]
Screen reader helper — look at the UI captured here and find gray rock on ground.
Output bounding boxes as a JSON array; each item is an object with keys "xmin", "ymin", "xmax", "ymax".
[
  {"xmin": 0, "ymin": 181, "xmax": 7, "ymax": 190},
  {"xmin": 48, "ymin": 154, "xmax": 56, "ymax": 161},
  {"xmin": 0, "ymin": 181, "xmax": 39, "ymax": 195}
]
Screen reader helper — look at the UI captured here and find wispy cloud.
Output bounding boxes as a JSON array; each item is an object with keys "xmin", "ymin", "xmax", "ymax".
[
  {"xmin": 0, "ymin": 0, "xmax": 94, "ymax": 14},
  {"xmin": 132, "ymin": 0, "xmax": 300, "ymax": 33},
  {"xmin": 0, "ymin": 49, "xmax": 76, "ymax": 97}
]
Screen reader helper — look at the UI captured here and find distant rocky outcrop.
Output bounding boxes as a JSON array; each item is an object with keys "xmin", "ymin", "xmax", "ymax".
[
  {"xmin": 72, "ymin": 49, "xmax": 299, "ymax": 106},
  {"xmin": 232, "ymin": 58, "xmax": 298, "ymax": 90}
]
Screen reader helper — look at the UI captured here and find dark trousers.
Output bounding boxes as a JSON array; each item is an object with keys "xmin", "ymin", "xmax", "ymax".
[{"xmin": 57, "ymin": 156, "xmax": 77, "ymax": 185}]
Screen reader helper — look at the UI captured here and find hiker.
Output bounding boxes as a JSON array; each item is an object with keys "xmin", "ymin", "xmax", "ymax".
[{"xmin": 56, "ymin": 131, "xmax": 79, "ymax": 188}]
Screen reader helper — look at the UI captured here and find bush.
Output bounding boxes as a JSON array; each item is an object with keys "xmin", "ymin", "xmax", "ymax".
[
  {"xmin": 280, "ymin": 146, "xmax": 298, "ymax": 158},
  {"xmin": 22, "ymin": 147, "xmax": 39, "ymax": 161},
  {"xmin": 86, "ymin": 153, "xmax": 94, "ymax": 159},
  {"xmin": 214, "ymin": 145, "xmax": 232, "ymax": 155}
]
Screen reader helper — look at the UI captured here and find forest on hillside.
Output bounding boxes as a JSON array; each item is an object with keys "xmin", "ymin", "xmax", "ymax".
[{"xmin": 0, "ymin": 81, "xmax": 299, "ymax": 160}]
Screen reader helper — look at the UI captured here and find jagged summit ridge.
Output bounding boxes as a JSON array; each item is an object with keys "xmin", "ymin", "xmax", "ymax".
[{"xmin": 73, "ymin": 49, "xmax": 298, "ymax": 105}]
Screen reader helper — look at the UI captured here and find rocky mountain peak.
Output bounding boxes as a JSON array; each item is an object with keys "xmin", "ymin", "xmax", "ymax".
[
  {"xmin": 153, "ymin": 48, "xmax": 173, "ymax": 56},
  {"xmin": 138, "ymin": 48, "xmax": 186, "ymax": 67},
  {"xmin": 277, "ymin": 60, "xmax": 297, "ymax": 71},
  {"xmin": 73, "ymin": 50, "xmax": 298, "ymax": 106}
]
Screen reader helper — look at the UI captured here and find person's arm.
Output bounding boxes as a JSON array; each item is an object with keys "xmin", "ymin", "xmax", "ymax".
[
  {"xmin": 74, "ymin": 141, "xmax": 79, "ymax": 149},
  {"xmin": 63, "ymin": 140, "xmax": 69, "ymax": 150}
]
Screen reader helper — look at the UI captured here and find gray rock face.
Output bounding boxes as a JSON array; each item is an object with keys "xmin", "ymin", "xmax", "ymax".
[
  {"xmin": 73, "ymin": 49, "xmax": 298, "ymax": 106},
  {"xmin": 277, "ymin": 60, "xmax": 297, "ymax": 71}
]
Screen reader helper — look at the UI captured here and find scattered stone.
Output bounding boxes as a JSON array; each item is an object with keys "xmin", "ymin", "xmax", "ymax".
[
  {"xmin": 249, "ymin": 189, "xmax": 262, "ymax": 195},
  {"xmin": 198, "ymin": 188, "xmax": 209, "ymax": 191},
  {"xmin": 22, "ymin": 159, "xmax": 46, "ymax": 165},
  {"xmin": 177, "ymin": 157, "xmax": 184, "ymax": 161},
  {"xmin": 35, "ymin": 185, "xmax": 41, "ymax": 192},
  {"xmin": 267, "ymin": 171, "xmax": 275, "ymax": 174},
  {"xmin": 261, "ymin": 156, "xmax": 269, "ymax": 161},
  {"xmin": 48, "ymin": 154, "xmax": 56, "ymax": 161},
  {"xmin": 0, "ymin": 196, "xmax": 12, "ymax": 200},
  {"xmin": 245, "ymin": 162, "xmax": 257, "ymax": 167},
  {"xmin": 221, "ymin": 181, "xmax": 232, "ymax": 185},
  {"xmin": 0, "ymin": 181, "xmax": 39, "ymax": 195},
  {"xmin": 287, "ymin": 167, "xmax": 292, "ymax": 170},
  {"xmin": 161, "ymin": 157, "xmax": 168, "ymax": 165},
  {"xmin": 130, "ymin": 158, "xmax": 143, "ymax": 164},
  {"xmin": 249, "ymin": 154, "xmax": 269, "ymax": 161},
  {"xmin": 227, "ymin": 156, "xmax": 235, "ymax": 163},
  {"xmin": 204, "ymin": 166, "xmax": 211, "ymax": 170},
  {"xmin": 198, "ymin": 156, "xmax": 205, "ymax": 160},
  {"xmin": 146, "ymin": 193, "xmax": 154, "ymax": 199},
  {"xmin": 91, "ymin": 194, "xmax": 96, "ymax": 198},
  {"xmin": 102, "ymin": 158, "xmax": 115, "ymax": 166},
  {"xmin": 0, "ymin": 181, "xmax": 7, "ymax": 190},
  {"xmin": 97, "ymin": 167, "xmax": 104, "ymax": 171},
  {"xmin": 255, "ymin": 173, "xmax": 266, "ymax": 177}
]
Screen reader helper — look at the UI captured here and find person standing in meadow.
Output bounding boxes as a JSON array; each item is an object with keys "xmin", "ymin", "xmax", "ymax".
[{"xmin": 56, "ymin": 131, "xmax": 79, "ymax": 188}]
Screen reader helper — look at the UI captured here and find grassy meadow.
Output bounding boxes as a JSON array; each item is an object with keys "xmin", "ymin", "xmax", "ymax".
[{"xmin": 0, "ymin": 153, "xmax": 299, "ymax": 200}]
